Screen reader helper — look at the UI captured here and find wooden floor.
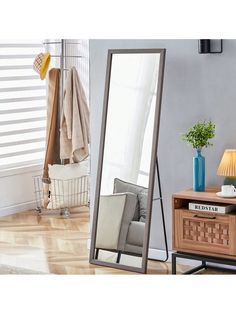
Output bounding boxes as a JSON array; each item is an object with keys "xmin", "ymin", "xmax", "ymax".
[{"xmin": 0, "ymin": 207, "xmax": 232, "ymax": 274}]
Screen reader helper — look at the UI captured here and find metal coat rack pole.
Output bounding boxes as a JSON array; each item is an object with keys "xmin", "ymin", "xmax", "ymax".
[
  {"xmin": 60, "ymin": 39, "xmax": 65, "ymax": 165},
  {"xmin": 60, "ymin": 39, "xmax": 65, "ymax": 119}
]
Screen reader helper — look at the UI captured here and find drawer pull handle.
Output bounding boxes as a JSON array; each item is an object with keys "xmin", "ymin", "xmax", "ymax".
[{"xmin": 193, "ymin": 214, "xmax": 216, "ymax": 219}]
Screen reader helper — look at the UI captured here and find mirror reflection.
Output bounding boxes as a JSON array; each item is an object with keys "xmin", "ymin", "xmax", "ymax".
[{"xmin": 93, "ymin": 52, "xmax": 161, "ymax": 269}]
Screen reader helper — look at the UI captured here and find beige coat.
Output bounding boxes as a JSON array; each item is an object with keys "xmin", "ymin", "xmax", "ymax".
[
  {"xmin": 60, "ymin": 67, "xmax": 90, "ymax": 162},
  {"xmin": 43, "ymin": 68, "xmax": 60, "ymax": 179}
]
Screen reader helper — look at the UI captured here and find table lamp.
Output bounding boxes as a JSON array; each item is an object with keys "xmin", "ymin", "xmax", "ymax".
[{"xmin": 217, "ymin": 149, "xmax": 236, "ymax": 186}]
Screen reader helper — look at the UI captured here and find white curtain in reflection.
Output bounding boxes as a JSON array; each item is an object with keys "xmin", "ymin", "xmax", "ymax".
[{"xmin": 101, "ymin": 54, "xmax": 159, "ymax": 194}]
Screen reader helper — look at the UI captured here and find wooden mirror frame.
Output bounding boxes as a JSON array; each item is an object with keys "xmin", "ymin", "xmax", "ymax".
[{"xmin": 89, "ymin": 48, "xmax": 166, "ymax": 273}]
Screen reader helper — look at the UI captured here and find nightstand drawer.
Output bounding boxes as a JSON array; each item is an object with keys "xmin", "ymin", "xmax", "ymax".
[{"xmin": 174, "ymin": 209, "xmax": 236, "ymax": 256}]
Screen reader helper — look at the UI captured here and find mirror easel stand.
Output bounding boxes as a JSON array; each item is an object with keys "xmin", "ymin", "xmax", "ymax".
[{"xmin": 151, "ymin": 156, "xmax": 169, "ymax": 262}]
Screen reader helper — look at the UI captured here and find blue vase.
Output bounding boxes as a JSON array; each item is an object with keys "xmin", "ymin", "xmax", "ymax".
[{"xmin": 193, "ymin": 148, "xmax": 205, "ymax": 192}]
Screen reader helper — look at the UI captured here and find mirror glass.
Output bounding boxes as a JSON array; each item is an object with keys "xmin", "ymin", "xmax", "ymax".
[{"xmin": 91, "ymin": 50, "xmax": 165, "ymax": 272}]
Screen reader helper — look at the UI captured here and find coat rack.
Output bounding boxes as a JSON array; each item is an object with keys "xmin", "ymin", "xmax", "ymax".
[{"xmin": 37, "ymin": 39, "xmax": 89, "ymax": 218}]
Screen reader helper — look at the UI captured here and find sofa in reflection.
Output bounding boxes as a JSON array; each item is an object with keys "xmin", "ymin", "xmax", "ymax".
[{"xmin": 95, "ymin": 178, "xmax": 148, "ymax": 262}]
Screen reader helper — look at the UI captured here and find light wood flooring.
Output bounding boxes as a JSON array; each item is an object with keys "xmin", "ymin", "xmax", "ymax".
[{"xmin": 0, "ymin": 207, "xmax": 232, "ymax": 274}]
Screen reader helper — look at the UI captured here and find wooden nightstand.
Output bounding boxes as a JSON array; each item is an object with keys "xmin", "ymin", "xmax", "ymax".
[{"xmin": 172, "ymin": 187, "xmax": 236, "ymax": 274}]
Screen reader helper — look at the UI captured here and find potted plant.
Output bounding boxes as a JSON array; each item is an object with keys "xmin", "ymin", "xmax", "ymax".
[{"xmin": 182, "ymin": 120, "xmax": 215, "ymax": 192}]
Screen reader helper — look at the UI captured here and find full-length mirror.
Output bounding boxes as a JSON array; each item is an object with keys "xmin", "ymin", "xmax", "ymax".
[{"xmin": 90, "ymin": 49, "xmax": 166, "ymax": 273}]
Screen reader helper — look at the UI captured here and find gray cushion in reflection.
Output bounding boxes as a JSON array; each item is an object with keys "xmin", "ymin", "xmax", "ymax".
[
  {"xmin": 117, "ymin": 192, "xmax": 138, "ymax": 251},
  {"xmin": 126, "ymin": 221, "xmax": 145, "ymax": 247},
  {"xmin": 124, "ymin": 243, "xmax": 143, "ymax": 255},
  {"xmin": 113, "ymin": 178, "xmax": 148, "ymax": 222},
  {"xmin": 139, "ymin": 191, "xmax": 148, "ymax": 222}
]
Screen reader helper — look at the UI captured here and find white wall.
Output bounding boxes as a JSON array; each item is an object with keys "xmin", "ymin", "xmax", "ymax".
[
  {"xmin": 89, "ymin": 39, "xmax": 236, "ymax": 250},
  {"xmin": 0, "ymin": 166, "xmax": 42, "ymax": 216}
]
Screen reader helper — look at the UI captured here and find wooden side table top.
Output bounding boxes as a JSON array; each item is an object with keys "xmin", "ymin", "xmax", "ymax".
[{"xmin": 172, "ymin": 186, "xmax": 236, "ymax": 205}]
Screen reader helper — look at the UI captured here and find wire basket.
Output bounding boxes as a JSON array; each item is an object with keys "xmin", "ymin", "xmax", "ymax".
[{"xmin": 33, "ymin": 175, "xmax": 89, "ymax": 217}]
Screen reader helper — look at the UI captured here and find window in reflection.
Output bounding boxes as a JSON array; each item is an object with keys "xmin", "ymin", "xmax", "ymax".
[{"xmin": 101, "ymin": 54, "xmax": 159, "ymax": 195}]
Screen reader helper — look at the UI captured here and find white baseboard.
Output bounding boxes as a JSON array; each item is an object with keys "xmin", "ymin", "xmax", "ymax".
[{"xmin": 0, "ymin": 200, "xmax": 36, "ymax": 217}]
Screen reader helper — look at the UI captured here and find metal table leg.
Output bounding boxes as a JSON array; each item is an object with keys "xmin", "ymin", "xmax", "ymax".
[
  {"xmin": 172, "ymin": 252, "xmax": 177, "ymax": 274},
  {"xmin": 172, "ymin": 251, "xmax": 236, "ymax": 274}
]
